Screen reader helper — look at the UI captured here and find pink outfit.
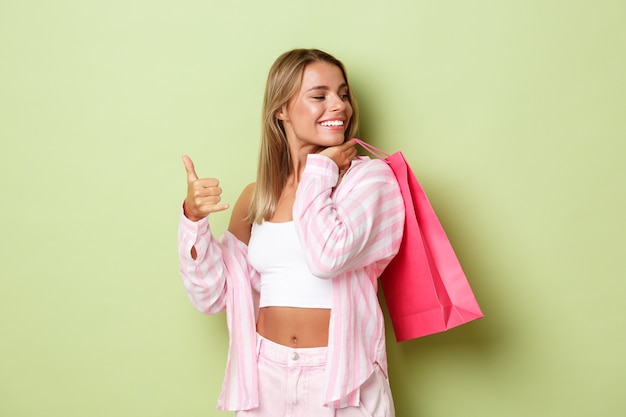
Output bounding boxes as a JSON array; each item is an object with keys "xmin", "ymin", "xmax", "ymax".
[
  {"xmin": 178, "ymin": 154, "xmax": 405, "ymax": 411},
  {"xmin": 235, "ymin": 334, "xmax": 394, "ymax": 417}
]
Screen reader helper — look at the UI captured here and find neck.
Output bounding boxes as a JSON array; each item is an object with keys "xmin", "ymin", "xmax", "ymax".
[{"xmin": 288, "ymin": 142, "xmax": 323, "ymax": 184}]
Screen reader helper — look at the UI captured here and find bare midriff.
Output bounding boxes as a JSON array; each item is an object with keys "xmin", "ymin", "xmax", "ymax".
[{"xmin": 257, "ymin": 307, "xmax": 331, "ymax": 348}]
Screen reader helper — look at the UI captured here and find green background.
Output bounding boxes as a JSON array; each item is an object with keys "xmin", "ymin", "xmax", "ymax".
[{"xmin": 1, "ymin": 1, "xmax": 624, "ymax": 416}]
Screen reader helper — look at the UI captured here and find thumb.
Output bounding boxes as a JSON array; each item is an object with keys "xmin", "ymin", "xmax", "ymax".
[
  {"xmin": 181, "ymin": 155, "xmax": 199, "ymax": 182},
  {"xmin": 343, "ymin": 138, "xmax": 357, "ymax": 148}
]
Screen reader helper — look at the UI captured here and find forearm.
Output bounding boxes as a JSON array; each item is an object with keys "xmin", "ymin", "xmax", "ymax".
[
  {"xmin": 178, "ymin": 212, "xmax": 228, "ymax": 314},
  {"xmin": 294, "ymin": 156, "xmax": 405, "ymax": 278}
]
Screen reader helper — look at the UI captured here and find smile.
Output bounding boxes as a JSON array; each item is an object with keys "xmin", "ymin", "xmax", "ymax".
[{"xmin": 320, "ymin": 120, "xmax": 344, "ymax": 127}]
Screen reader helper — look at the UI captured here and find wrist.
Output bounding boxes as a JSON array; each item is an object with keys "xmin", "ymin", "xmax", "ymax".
[{"xmin": 183, "ymin": 201, "xmax": 205, "ymax": 222}]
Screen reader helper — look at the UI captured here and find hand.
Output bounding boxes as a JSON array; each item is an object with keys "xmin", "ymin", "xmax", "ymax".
[
  {"xmin": 318, "ymin": 139, "xmax": 358, "ymax": 173},
  {"xmin": 182, "ymin": 155, "xmax": 229, "ymax": 222}
]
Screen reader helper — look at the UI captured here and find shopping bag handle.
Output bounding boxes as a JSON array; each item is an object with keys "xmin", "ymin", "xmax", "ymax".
[{"xmin": 351, "ymin": 138, "xmax": 391, "ymax": 160}]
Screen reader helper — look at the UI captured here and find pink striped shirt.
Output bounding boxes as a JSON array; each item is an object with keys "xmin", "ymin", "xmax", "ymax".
[{"xmin": 178, "ymin": 154, "xmax": 405, "ymax": 411}]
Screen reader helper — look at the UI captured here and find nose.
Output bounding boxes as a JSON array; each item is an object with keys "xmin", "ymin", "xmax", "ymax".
[{"xmin": 329, "ymin": 93, "xmax": 347, "ymax": 112}]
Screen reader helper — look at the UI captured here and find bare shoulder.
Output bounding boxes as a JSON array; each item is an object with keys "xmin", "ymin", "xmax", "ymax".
[{"xmin": 228, "ymin": 182, "xmax": 255, "ymax": 245}]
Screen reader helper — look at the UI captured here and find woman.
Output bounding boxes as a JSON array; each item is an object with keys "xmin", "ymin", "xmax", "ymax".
[{"xmin": 178, "ymin": 48, "xmax": 405, "ymax": 416}]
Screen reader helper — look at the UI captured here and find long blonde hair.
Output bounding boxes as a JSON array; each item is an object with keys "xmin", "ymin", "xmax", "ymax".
[{"xmin": 247, "ymin": 48, "xmax": 359, "ymax": 224}]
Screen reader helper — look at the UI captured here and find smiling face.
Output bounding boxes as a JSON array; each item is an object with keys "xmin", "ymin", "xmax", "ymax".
[{"xmin": 276, "ymin": 61, "xmax": 353, "ymax": 149}]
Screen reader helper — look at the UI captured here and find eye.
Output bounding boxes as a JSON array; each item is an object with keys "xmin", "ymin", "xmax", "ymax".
[
  {"xmin": 312, "ymin": 95, "xmax": 325, "ymax": 100},
  {"xmin": 340, "ymin": 93, "xmax": 350, "ymax": 100}
]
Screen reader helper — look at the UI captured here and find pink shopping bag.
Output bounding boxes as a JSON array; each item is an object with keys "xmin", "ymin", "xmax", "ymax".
[{"xmin": 352, "ymin": 138, "xmax": 483, "ymax": 342}]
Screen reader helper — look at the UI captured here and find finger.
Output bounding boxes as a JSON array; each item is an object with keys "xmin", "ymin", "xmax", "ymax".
[
  {"xmin": 192, "ymin": 189, "xmax": 223, "ymax": 203},
  {"xmin": 194, "ymin": 178, "xmax": 220, "ymax": 189},
  {"xmin": 198, "ymin": 202, "xmax": 230, "ymax": 214},
  {"xmin": 191, "ymin": 186, "xmax": 222, "ymax": 202},
  {"xmin": 343, "ymin": 138, "xmax": 357, "ymax": 148},
  {"xmin": 182, "ymin": 155, "xmax": 199, "ymax": 182}
]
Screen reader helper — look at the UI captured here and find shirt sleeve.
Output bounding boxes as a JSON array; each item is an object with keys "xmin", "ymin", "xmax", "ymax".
[
  {"xmin": 293, "ymin": 154, "xmax": 405, "ymax": 279},
  {"xmin": 177, "ymin": 210, "xmax": 230, "ymax": 314}
]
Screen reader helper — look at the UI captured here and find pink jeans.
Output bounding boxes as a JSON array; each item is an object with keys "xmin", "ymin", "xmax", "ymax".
[{"xmin": 236, "ymin": 334, "xmax": 395, "ymax": 417}]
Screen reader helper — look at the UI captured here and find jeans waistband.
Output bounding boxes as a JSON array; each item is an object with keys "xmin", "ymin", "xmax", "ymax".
[{"xmin": 257, "ymin": 333, "xmax": 327, "ymax": 367}]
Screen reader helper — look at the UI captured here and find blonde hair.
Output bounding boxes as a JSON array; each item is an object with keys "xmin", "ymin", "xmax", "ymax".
[{"xmin": 247, "ymin": 48, "xmax": 359, "ymax": 224}]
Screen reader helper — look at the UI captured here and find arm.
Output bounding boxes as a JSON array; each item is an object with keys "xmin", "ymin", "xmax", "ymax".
[
  {"xmin": 178, "ymin": 213, "xmax": 228, "ymax": 314},
  {"xmin": 177, "ymin": 157, "xmax": 254, "ymax": 314},
  {"xmin": 293, "ymin": 154, "xmax": 405, "ymax": 279},
  {"xmin": 228, "ymin": 182, "xmax": 255, "ymax": 245}
]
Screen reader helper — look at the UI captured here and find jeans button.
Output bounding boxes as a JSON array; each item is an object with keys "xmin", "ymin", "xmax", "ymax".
[{"xmin": 291, "ymin": 352, "xmax": 299, "ymax": 361}]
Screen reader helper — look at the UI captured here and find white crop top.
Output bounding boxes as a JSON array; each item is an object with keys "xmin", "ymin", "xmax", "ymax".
[{"xmin": 247, "ymin": 221, "xmax": 333, "ymax": 309}]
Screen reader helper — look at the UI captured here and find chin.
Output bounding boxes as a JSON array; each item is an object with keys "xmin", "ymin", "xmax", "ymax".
[
  {"xmin": 304, "ymin": 131, "xmax": 346, "ymax": 147},
  {"xmin": 323, "ymin": 133, "xmax": 346, "ymax": 146}
]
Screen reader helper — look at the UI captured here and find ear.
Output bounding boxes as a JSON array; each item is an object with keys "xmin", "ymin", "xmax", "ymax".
[{"xmin": 275, "ymin": 105, "xmax": 288, "ymax": 122}]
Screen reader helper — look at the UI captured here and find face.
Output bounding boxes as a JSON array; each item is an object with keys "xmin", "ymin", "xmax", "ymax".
[{"xmin": 277, "ymin": 61, "xmax": 353, "ymax": 149}]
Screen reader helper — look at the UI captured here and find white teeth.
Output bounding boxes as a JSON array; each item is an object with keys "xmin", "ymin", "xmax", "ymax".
[{"xmin": 321, "ymin": 120, "xmax": 344, "ymax": 127}]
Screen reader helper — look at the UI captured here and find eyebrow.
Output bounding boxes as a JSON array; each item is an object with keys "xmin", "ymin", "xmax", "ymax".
[{"xmin": 306, "ymin": 83, "xmax": 348, "ymax": 92}]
